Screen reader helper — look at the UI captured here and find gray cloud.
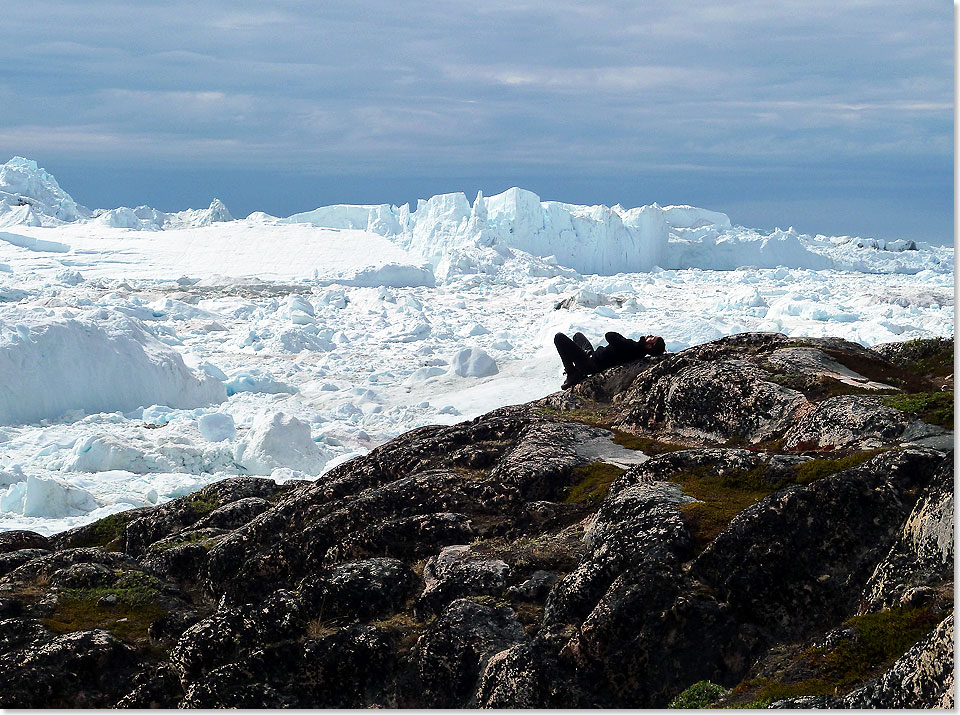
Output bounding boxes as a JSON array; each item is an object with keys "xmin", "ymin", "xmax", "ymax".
[{"xmin": 0, "ymin": 0, "xmax": 951, "ymax": 240}]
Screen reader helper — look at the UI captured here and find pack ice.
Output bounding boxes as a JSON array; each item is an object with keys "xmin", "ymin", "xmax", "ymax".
[{"xmin": 0, "ymin": 157, "xmax": 951, "ymax": 534}]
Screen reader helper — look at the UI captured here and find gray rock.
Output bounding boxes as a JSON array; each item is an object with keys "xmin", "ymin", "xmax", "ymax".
[
  {"xmin": 415, "ymin": 598, "xmax": 528, "ymax": 706},
  {"xmin": 0, "ymin": 530, "xmax": 50, "ymax": 554},
  {"xmin": 418, "ymin": 545, "xmax": 510, "ymax": 613},
  {"xmin": 861, "ymin": 460, "xmax": 954, "ymax": 609}
]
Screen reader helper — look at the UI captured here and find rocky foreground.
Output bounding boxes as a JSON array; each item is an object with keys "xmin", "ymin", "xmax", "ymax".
[{"xmin": 0, "ymin": 333, "xmax": 953, "ymax": 708}]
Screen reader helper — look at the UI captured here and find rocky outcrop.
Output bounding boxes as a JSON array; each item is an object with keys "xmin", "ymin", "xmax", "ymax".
[{"xmin": 0, "ymin": 333, "xmax": 952, "ymax": 708}]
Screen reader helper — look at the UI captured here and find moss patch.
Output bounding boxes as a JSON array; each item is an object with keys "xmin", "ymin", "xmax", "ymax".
[
  {"xmin": 669, "ymin": 680, "xmax": 730, "ymax": 708},
  {"xmin": 43, "ymin": 571, "xmax": 166, "ymax": 645},
  {"xmin": 791, "ymin": 450, "xmax": 883, "ymax": 484},
  {"xmin": 609, "ymin": 431, "xmax": 686, "ymax": 454},
  {"xmin": 728, "ymin": 606, "xmax": 941, "ymax": 705},
  {"xmin": 467, "ymin": 594, "xmax": 512, "ymax": 609},
  {"xmin": 183, "ymin": 492, "xmax": 221, "ymax": 518},
  {"xmin": 563, "ymin": 462, "xmax": 626, "ymax": 506},
  {"xmin": 675, "ymin": 465, "xmax": 774, "ymax": 553},
  {"xmin": 884, "ymin": 337, "xmax": 954, "ymax": 379},
  {"xmin": 370, "ymin": 612, "xmax": 433, "ymax": 654},
  {"xmin": 675, "ymin": 450, "xmax": 882, "ymax": 554},
  {"xmin": 149, "ymin": 529, "xmax": 225, "ymax": 553},
  {"xmin": 820, "ymin": 347, "xmax": 929, "ymax": 393},
  {"xmin": 470, "ymin": 526, "xmax": 586, "ymax": 576},
  {"xmin": 539, "ymin": 404, "xmax": 686, "ymax": 455},
  {"xmin": 67, "ymin": 512, "xmax": 135, "ymax": 550},
  {"xmin": 883, "ymin": 391, "xmax": 953, "ymax": 428},
  {"xmin": 537, "ymin": 404, "xmax": 617, "ymax": 428}
]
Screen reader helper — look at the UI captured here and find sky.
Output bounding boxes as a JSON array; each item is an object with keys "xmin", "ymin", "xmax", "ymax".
[{"xmin": 0, "ymin": 1, "xmax": 953, "ymax": 243}]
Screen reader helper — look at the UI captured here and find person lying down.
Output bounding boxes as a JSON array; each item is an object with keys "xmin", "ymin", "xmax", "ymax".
[{"xmin": 554, "ymin": 331, "xmax": 666, "ymax": 390}]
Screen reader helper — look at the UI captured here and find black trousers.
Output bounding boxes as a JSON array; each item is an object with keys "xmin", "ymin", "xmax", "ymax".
[
  {"xmin": 554, "ymin": 332, "xmax": 597, "ymax": 375},
  {"xmin": 554, "ymin": 331, "xmax": 639, "ymax": 376}
]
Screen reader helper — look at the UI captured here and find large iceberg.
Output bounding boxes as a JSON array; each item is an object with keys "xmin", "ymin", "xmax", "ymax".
[
  {"xmin": 0, "ymin": 157, "xmax": 91, "ymax": 225},
  {"xmin": 0, "ymin": 310, "xmax": 226, "ymax": 425}
]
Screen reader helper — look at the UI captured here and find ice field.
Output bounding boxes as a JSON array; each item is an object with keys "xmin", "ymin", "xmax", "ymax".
[{"xmin": 0, "ymin": 157, "xmax": 953, "ymax": 534}]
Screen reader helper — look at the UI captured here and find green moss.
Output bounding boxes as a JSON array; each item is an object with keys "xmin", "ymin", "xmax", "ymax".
[
  {"xmin": 44, "ymin": 599, "xmax": 166, "ymax": 644},
  {"xmin": 728, "ymin": 606, "xmax": 940, "ymax": 704},
  {"xmin": 537, "ymin": 404, "xmax": 617, "ymax": 428},
  {"xmin": 676, "ymin": 465, "xmax": 774, "ymax": 553},
  {"xmin": 733, "ymin": 677, "xmax": 834, "ymax": 703},
  {"xmin": 669, "ymin": 680, "xmax": 730, "ymax": 708},
  {"xmin": 676, "ymin": 451, "xmax": 882, "ymax": 554},
  {"xmin": 539, "ymin": 404, "xmax": 687, "ymax": 455},
  {"xmin": 467, "ymin": 594, "xmax": 512, "ymax": 609},
  {"xmin": 43, "ymin": 571, "xmax": 166, "ymax": 644},
  {"xmin": 184, "ymin": 492, "xmax": 220, "ymax": 518},
  {"xmin": 727, "ymin": 697, "xmax": 773, "ymax": 709},
  {"xmin": 821, "ymin": 347, "xmax": 929, "ymax": 393},
  {"xmin": 563, "ymin": 462, "xmax": 626, "ymax": 505},
  {"xmin": 610, "ymin": 431, "xmax": 686, "ymax": 454},
  {"xmin": 68, "ymin": 512, "xmax": 133, "ymax": 550},
  {"xmin": 791, "ymin": 450, "xmax": 883, "ymax": 485},
  {"xmin": 882, "ymin": 391, "xmax": 953, "ymax": 428},
  {"xmin": 370, "ymin": 612, "xmax": 434, "ymax": 654},
  {"xmin": 149, "ymin": 530, "xmax": 224, "ymax": 553},
  {"xmin": 469, "ymin": 528, "xmax": 584, "ymax": 575},
  {"xmin": 888, "ymin": 338, "xmax": 954, "ymax": 379},
  {"xmin": 59, "ymin": 570, "xmax": 163, "ymax": 604},
  {"xmin": 817, "ymin": 607, "xmax": 941, "ymax": 683}
]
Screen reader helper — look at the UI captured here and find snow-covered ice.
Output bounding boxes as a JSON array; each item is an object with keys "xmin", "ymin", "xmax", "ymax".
[{"xmin": 0, "ymin": 157, "xmax": 952, "ymax": 534}]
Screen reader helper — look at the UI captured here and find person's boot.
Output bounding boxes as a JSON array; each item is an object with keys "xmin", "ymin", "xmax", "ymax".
[{"xmin": 561, "ymin": 369, "xmax": 585, "ymax": 390}]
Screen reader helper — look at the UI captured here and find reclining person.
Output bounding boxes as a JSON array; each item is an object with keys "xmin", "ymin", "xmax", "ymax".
[{"xmin": 554, "ymin": 331, "xmax": 665, "ymax": 389}]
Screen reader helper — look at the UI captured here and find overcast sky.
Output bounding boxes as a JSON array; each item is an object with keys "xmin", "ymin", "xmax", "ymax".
[{"xmin": 1, "ymin": 1, "xmax": 953, "ymax": 242}]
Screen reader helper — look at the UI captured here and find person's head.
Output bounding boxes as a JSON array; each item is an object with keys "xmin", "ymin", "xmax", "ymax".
[{"xmin": 644, "ymin": 335, "xmax": 666, "ymax": 356}]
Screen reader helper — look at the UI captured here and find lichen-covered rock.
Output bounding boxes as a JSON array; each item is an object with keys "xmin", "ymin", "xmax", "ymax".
[
  {"xmin": 0, "ymin": 547, "xmax": 51, "ymax": 578},
  {"xmin": 415, "ymin": 598, "xmax": 528, "ymax": 706},
  {"xmin": 770, "ymin": 613, "xmax": 955, "ymax": 710},
  {"xmin": 487, "ymin": 421, "xmax": 602, "ymax": 500},
  {"xmin": 692, "ymin": 448, "xmax": 944, "ymax": 640},
  {"xmin": 194, "ymin": 496, "xmax": 272, "ymax": 530},
  {"xmin": 0, "ymin": 630, "xmax": 142, "ymax": 707},
  {"xmin": 0, "ymin": 530, "xmax": 51, "ymax": 553},
  {"xmin": 298, "ymin": 557, "xmax": 418, "ymax": 619},
  {"xmin": 545, "ymin": 479, "xmax": 691, "ymax": 626},
  {"xmin": 623, "ymin": 359, "xmax": 806, "ymax": 442},
  {"xmin": 861, "ymin": 460, "xmax": 954, "ymax": 609},
  {"xmin": 782, "ymin": 395, "xmax": 942, "ymax": 450},
  {"xmin": 477, "ymin": 640, "xmax": 585, "ymax": 707},
  {"xmin": 418, "ymin": 545, "xmax": 510, "ymax": 614},
  {"xmin": 115, "ymin": 664, "xmax": 183, "ymax": 708},
  {"xmin": 48, "ymin": 561, "xmax": 116, "ymax": 589},
  {"xmin": 124, "ymin": 477, "xmax": 294, "ymax": 557}
]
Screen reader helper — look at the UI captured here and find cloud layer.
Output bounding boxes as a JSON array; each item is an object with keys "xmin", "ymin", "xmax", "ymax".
[{"xmin": 0, "ymin": 1, "xmax": 952, "ymax": 240}]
